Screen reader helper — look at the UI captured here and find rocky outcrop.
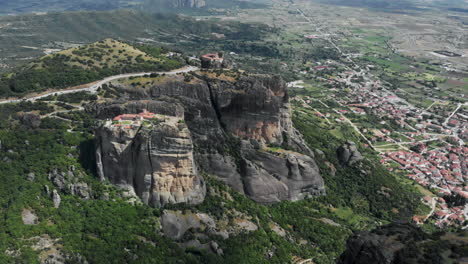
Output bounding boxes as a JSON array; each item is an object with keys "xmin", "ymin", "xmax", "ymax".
[
  {"xmin": 52, "ymin": 190, "xmax": 61, "ymax": 209},
  {"xmin": 337, "ymin": 141, "xmax": 364, "ymax": 166},
  {"xmin": 48, "ymin": 167, "xmax": 90, "ymax": 199},
  {"xmin": 239, "ymin": 141, "xmax": 325, "ymax": 203},
  {"xmin": 161, "ymin": 210, "xmax": 215, "ymax": 240},
  {"xmin": 160, "ymin": 209, "xmax": 258, "ymax": 254},
  {"xmin": 171, "ymin": 0, "xmax": 206, "ymax": 8},
  {"xmin": 338, "ymin": 223, "xmax": 467, "ymax": 264},
  {"xmin": 93, "ymin": 72, "xmax": 325, "ymax": 206},
  {"xmin": 22, "ymin": 209, "xmax": 38, "ymax": 225},
  {"xmin": 27, "ymin": 172, "xmax": 35, "ymax": 182},
  {"xmin": 95, "ymin": 115, "xmax": 205, "ymax": 208}
]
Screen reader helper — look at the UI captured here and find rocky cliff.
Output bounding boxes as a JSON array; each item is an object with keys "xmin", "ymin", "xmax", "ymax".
[
  {"xmin": 338, "ymin": 223, "xmax": 468, "ymax": 264},
  {"xmin": 95, "ymin": 113, "xmax": 205, "ymax": 207},
  {"xmin": 92, "ymin": 71, "xmax": 325, "ymax": 207},
  {"xmin": 337, "ymin": 141, "xmax": 364, "ymax": 166}
]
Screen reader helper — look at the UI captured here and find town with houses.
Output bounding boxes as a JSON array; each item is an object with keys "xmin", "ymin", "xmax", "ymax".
[{"xmin": 294, "ymin": 61, "xmax": 467, "ymax": 229}]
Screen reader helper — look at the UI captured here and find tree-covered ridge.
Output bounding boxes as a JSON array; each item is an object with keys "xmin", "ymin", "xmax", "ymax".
[{"xmin": 0, "ymin": 39, "xmax": 183, "ymax": 97}]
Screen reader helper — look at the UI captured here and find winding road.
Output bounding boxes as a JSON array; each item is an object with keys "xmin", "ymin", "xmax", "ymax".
[{"xmin": 0, "ymin": 66, "xmax": 198, "ymax": 105}]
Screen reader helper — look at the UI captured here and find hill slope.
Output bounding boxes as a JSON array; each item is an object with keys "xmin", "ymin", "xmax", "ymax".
[
  {"xmin": 0, "ymin": 10, "xmax": 274, "ymax": 74},
  {"xmin": 0, "ymin": 38, "xmax": 183, "ymax": 96}
]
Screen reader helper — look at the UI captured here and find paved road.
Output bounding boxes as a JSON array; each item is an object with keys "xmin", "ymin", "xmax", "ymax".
[{"xmin": 0, "ymin": 66, "xmax": 198, "ymax": 105}]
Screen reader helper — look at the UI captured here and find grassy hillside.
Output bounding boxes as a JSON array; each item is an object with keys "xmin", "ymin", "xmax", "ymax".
[
  {"xmin": 0, "ymin": 38, "xmax": 183, "ymax": 97},
  {"xmin": 34, "ymin": 38, "xmax": 167, "ymax": 71}
]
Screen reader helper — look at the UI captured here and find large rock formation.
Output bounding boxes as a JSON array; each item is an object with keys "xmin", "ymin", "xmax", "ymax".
[
  {"xmin": 337, "ymin": 141, "xmax": 364, "ymax": 166},
  {"xmin": 92, "ymin": 71, "xmax": 325, "ymax": 206},
  {"xmin": 338, "ymin": 223, "xmax": 468, "ymax": 264},
  {"xmin": 95, "ymin": 113, "xmax": 205, "ymax": 208}
]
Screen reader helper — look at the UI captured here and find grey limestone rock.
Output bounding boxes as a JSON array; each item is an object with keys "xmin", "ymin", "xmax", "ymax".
[
  {"xmin": 22, "ymin": 209, "xmax": 38, "ymax": 225},
  {"xmin": 95, "ymin": 115, "xmax": 205, "ymax": 208},
  {"xmin": 337, "ymin": 141, "xmax": 364, "ymax": 166},
  {"xmin": 160, "ymin": 210, "xmax": 214, "ymax": 240},
  {"xmin": 27, "ymin": 172, "xmax": 35, "ymax": 182},
  {"xmin": 338, "ymin": 224, "xmax": 432, "ymax": 264},
  {"xmin": 48, "ymin": 167, "xmax": 90, "ymax": 199},
  {"xmin": 210, "ymin": 241, "xmax": 224, "ymax": 256},
  {"xmin": 52, "ymin": 190, "xmax": 61, "ymax": 209}
]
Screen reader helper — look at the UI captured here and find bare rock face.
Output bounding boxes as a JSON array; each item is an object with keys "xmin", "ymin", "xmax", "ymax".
[
  {"xmin": 160, "ymin": 209, "xmax": 258, "ymax": 249},
  {"xmin": 161, "ymin": 210, "xmax": 213, "ymax": 240},
  {"xmin": 337, "ymin": 141, "xmax": 364, "ymax": 166},
  {"xmin": 93, "ymin": 72, "xmax": 324, "ymax": 205},
  {"xmin": 48, "ymin": 167, "xmax": 90, "ymax": 199},
  {"xmin": 95, "ymin": 115, "xmax": 205, "ymax": 208},
  {"xmin": 52, "ymin": 190, "xmax": 61, "ymax": 209},
  {"xmin": 201, "ymin": 74, "xmax": 325, "ymax": 202},
  {"xmin": 240, "ymin": 142, "xmax": 325, "ymax": 203},
  {"xmin": 22, "ymin": 209, "xmax": 38, "ymax": 225}
]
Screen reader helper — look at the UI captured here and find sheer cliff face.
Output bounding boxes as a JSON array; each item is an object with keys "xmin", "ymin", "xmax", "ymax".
[
  {"xmin": 93, "ymin": 72, "xmax": 325, "ymax": 207},
  {"xmin": 95, "ymin": 116, "xmax": 205, "ymax": 208},
  {"xmin": 213, "ymin": 75, "xmax": 288, "ymax": 145}
]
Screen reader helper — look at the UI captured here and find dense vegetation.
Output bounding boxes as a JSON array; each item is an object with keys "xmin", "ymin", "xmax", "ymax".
[{"xmin": 293, "ymin": 112, "xmax": 422, "ymax": 220}]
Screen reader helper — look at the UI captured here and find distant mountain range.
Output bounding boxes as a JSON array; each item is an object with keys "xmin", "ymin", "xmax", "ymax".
[
  {"xmin": 0, "ymin": 0, "xmax": 144, "ymax": 14},
  {"xmin": 140, "ymin": 0, "xmax": 269, "ymax": 13},
  {"xmin": 0, "ymin": 0, "xmax": 269, "ymax": 15}
]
